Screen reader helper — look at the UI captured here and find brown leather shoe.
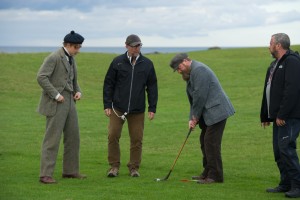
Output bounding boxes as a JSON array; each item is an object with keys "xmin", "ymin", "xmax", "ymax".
[
  {"xmin": 40, "ymin": 176, "xmax": 57, "ymax": 184},
  {"xmin": 62, "ymin": 173, "xmax": 87, "ymax": 179},
  {"xmin": 197, "ymin": 178, "xmax": 216, "ymax": 184}
]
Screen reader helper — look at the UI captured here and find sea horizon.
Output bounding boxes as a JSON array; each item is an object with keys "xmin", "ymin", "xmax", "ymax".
[{"xmin": 0, "ymin": 46, "xmax": 214, "ymax": 54}]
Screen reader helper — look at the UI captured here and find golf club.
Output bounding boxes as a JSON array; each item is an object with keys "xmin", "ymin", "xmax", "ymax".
[{"xmin": 155, "ymin": 128, "xmax": 192, "ymax": 182}]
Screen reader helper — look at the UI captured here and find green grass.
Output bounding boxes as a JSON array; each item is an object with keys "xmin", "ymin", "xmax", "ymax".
[{"xmin": 1, "ymin": 45, "xmax": 300, "ymax": 200}]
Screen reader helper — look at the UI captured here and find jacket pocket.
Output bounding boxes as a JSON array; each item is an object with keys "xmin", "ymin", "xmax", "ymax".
[
  {"xmin": 38, "ymin": 93, "xmax": 57, "ymax": 117},
  {"xmin": 205, "ymin": 99, "xmax": 220, "ymax": 109}
]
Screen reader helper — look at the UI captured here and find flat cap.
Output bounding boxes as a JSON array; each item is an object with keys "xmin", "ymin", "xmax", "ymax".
[
  {"xmin": 64, "ymin": 30, "xmax": 84, "ymax": 44},
  {"xmin": 125, "ymin": 34, "xmax": 142, "ymax": 46},
  {"xmin": 169, "ymin": 53, "xmax": 188, "ymax": 71}
]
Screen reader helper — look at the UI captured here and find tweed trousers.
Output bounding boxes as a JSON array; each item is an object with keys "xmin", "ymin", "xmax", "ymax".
[
  {"xmin": 107, "ymin": 109, "xmax": 145, "ymax": 171},
  {"xmin": 40, "ymin": 91, "xmax": 80, "ymax": 177}
]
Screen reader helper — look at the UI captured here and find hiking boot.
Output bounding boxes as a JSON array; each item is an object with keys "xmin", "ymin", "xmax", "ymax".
[
  {"xmin": 130, "ymin": 169, "xmax": 140, "ymax": 177},
  {"xmin": 107, "ymin": 167, "xmax": 119, "ymax": 177}
]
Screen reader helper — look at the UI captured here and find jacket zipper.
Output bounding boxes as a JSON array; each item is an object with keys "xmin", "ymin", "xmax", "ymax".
[{"xmin": 127, "ymin": 64, "xmax": 135, "ymax": 113}]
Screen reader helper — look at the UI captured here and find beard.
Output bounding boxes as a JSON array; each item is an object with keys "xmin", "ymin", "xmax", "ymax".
[
  {"xmin": 271, "ymin": 52, "xmax": 276, "ymax": 58},
  {"xmin": 269, "ymin": 48, "xmax": 278, "ymax": 59},
  {"xmin": 181, "ymin": 72, "xmax": 190, "ymax": 81}
]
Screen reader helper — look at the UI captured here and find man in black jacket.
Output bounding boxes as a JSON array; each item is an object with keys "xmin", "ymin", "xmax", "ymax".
[
  {"xmin": 260, "ymin": 33, "xmax": 300, "ymax": 198},
  {"xmin": 103, "ymin": 34, "xmax": 158, "ymax": 177}
]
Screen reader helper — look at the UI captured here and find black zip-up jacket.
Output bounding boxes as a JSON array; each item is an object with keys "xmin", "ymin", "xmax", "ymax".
[
  {"xmin": 103, "ymin": 52, "xmax": 158, "ymax": 114},
  {"xmin": 260, "ymin": 50, "xmax": 300, "ymax": 122}
]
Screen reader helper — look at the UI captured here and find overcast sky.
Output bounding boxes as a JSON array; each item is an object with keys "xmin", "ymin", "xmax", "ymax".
[{"xmin": 1, "ymin": 0, "xmax": 299, "ymax": 47}]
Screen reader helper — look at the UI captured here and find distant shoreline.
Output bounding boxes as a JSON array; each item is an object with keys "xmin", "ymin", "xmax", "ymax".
[{"xmin": 0, "ymin": 46, "xmax": 210, "ymax": 54}]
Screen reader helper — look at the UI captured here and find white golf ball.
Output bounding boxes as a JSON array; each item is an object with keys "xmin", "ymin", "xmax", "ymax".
[{"xmin": 155, "ymin": 178, "xmax": 161, "ymax": 181}]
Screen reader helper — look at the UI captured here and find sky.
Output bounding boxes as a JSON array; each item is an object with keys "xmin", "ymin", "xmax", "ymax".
[{"xmin": 0, "ymin": 0, "xmax": 300, "ymax": 47}]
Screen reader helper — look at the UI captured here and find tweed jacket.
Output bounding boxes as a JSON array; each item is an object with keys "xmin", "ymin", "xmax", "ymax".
[
  {"xmin": 37, "ymin": 48, "xmax": 81, "ymax": 117},
  {"xmin": 186, "ymin": 60, "xmax": 235, "ymax": 126}
]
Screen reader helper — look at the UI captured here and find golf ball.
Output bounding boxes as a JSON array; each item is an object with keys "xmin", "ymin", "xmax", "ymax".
[{"xmin": 155, "ymin": 178, "xmax": 161, "ymax": 181}]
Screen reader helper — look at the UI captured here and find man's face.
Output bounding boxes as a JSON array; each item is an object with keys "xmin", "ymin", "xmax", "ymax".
[
  {"xmin": 126, "ymin": 43, "xmax": 142, "ymax": 57},
  {"xmin": 269, "ymin": 37, "xmax": 279, "ymax": 58},
  {"xmin": 66, "ymin": 44, "xmax": 82, "ymax": 56},
  {"xmin": 176, "ymin": 59, "xmax": 189, "ymax": 74}
]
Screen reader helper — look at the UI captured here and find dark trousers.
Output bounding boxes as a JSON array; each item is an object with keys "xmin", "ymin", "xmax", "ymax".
[
  {"xmin": 273, "ymin": 118, "xmax": 300, "ymax": 189},
  {"xmin": 199, "ymin": 119, "xmax": 227, "ymax": 182}
]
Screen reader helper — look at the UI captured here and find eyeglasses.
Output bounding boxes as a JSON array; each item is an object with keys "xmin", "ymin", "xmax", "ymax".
[
  {"xmin": 129, "ymin": 43, "xmax": 142, "ymax": 48},
  {"xmin": 175, "ymin": 61, "xmax": 185, "ymax": 72}
]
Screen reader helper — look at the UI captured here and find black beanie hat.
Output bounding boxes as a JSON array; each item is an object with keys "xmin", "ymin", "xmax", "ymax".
[{"xmin": 64, "ymin": 30, "xmax": 84, "ymax": 44}]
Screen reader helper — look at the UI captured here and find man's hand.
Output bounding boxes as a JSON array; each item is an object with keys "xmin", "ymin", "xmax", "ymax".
[
  {"xmin": 189, "ymin": 117, "xmax": 199, "ymax": 130},
  {"xmin": 57, "ymin": 95, "xmax": 65, "ymax": 103},
  {"xmin": 148, "ymin": 112, "xmax": 155, "ymax": 120},
  {"xmin": 74, "ymin": 92, "xmax": 81, "ymax": 100},
  {"xmin": 261, "ymin": 122, "xmax": 270, "ymax": 129},
  {"xmin": 276, "ymin": 118, "xmax": 286, "ymax": 126},
  {"xmin": 104, "ymin": 108, "xmax": 112, "ymax": 117}
]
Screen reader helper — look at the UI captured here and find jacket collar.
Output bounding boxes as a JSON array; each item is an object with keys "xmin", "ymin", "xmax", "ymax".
[
  {"xmin": 123, "ymin": 51, "xmax": 143, "ymax": 63},
  {"xmin": 59, "ymin": 47, "xmax": 70, "ymax": 72}
]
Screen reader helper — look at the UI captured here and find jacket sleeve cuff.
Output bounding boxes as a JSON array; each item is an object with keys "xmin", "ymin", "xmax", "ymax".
[{"xmin": 55, "ymin": 93, "xmax": 61, "ymax": 100}]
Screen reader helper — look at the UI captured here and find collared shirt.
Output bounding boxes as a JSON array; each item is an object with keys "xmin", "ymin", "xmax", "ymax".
[
  {"xmin": 55, "ymin": 47, "xmax": 74, "ymax": 100},
  {"xmin": 63, "ymin": 47, "xmax": 72, "ymax": 63},
  {"xmin": 127, "ymin": 52, "xmax": 140, "ymax": 66}
]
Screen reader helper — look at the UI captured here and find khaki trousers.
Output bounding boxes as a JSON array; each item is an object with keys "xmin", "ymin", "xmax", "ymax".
[
  {"xmin": 40, "ymin": 91, "xmax": 80, "ymax": 177},
  {"xmin": 108, "ymin": 110, "xmax": 144, "ymax": 171}
]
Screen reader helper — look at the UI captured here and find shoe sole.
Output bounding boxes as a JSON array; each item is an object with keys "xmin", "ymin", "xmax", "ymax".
[{"xmin": 107, "ymin": 173, "xmax": 118, "ymax": 177}]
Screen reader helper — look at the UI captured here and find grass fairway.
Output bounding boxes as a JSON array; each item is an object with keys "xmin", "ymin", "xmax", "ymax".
[{"xmin": 1, "ymin": 45, "xmax": 299, "ymax": 200}]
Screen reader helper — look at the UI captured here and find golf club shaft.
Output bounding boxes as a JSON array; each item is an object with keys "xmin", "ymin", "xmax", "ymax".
[{"xmin": 164, "ymin": 128, "xmax": 192, "ymax": 180}]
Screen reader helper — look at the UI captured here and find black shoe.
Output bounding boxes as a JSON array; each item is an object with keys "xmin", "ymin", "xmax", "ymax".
[
  {"xmin": 266, "ymin": 186, "xmax": 290, "ymax": 193},
  {"xmin": 285, "ymin": 188, "xmax": 300, "ymax": 198}
]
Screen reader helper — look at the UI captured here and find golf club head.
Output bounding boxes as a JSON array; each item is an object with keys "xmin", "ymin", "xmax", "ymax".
[
  {"xmin": 154, "ymin": 173, "xmax": 170, "ymax": 182},
  {"xmin": 154, "ymin": 175, "xmax": 170, "ymax": 182},
  {"xmin": 155, "ymin": 129, "xmax": 192, "ymax": 183}
]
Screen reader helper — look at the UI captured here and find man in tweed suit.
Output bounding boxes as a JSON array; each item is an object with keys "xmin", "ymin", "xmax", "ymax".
[
  {"xmin": 37, "ymin": 30, "xmax": 86, "ymax": 184},
  {"xmin": 170, "ymin": 53, "xmax": 235, "ymax": 184}
]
